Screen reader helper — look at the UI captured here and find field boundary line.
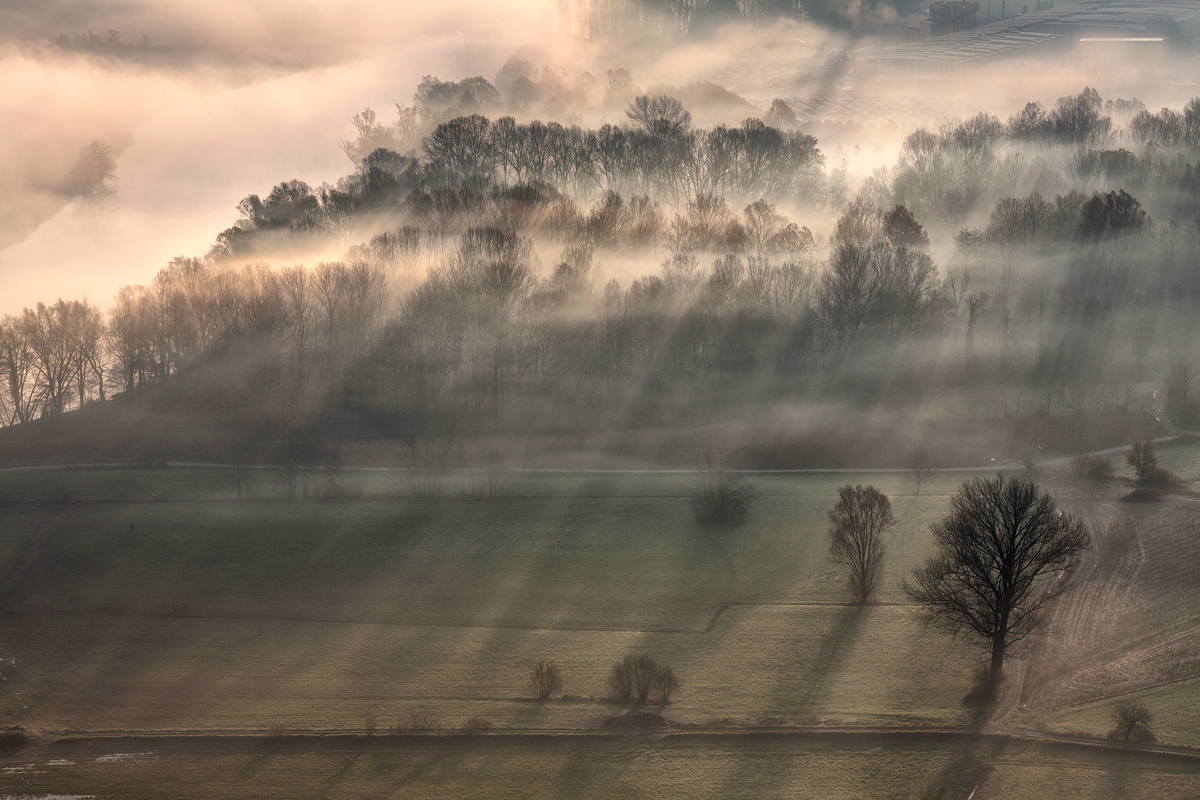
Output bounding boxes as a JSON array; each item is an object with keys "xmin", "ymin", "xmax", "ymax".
[
  {"xmin": 703, "ymin": 600, "xmax": 918, "ymax": 632},
  {"xmin": 8, "ymin": 608, "xmax": 688, "ymax": 635},
  {"xmin": 22, "ymin": 726, "xmax": 1200, "ymax": 764}
]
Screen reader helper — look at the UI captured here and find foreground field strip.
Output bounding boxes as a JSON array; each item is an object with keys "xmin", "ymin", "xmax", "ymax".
[{"xmin": 20, "ymin": 726, "xmax": 1200, "ymax": 765}]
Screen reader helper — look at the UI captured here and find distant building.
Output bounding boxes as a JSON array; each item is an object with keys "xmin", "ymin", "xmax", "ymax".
[{"xmin": 930, "ymin": 1, "xmax": 980, "ymax": 35}]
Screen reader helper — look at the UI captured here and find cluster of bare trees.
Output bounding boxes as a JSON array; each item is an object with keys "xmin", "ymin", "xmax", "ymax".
[
  {"xmin": 876, "ymin": 89, "xmax": 1200, "ymax": 226},
  {"xmin": 609, "ymin": 655, "xmax": 680, "ymax": 705},
  {"xmin": 215, "ymin": 104, "xmax": 823, "ymax": 258},
  {"xmin": 0, "ymin": 300, "xmax": 105, "ymax": 425},
  {"xmin": 0, "ymin": 257, "xmax": 388, "ymax": 431},
  {"xmin": 424, "ymin": 108, "xmax": 824, "ymax": 207},
  {"xmin": 425, "ymin": 112, "xmax": 824, "ymax": 206}
]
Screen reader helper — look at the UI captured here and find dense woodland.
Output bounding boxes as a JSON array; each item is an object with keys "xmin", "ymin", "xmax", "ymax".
[{"xmin": 3, "ymin": 83, "xmax": 1200, "ymax": 472}]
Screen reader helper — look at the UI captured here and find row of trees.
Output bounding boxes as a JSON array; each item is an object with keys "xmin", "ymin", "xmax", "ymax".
[
  {"xmin": 216, "ymin": 107, "xmax": 825, "ymax": 257},
  {"xmin": 878, "ymin": 90, "xmax": 1200, "ymax": 226},
  {"xmin": 213, "ymin": 84, "xmax": 1200, "ymax": 266}
]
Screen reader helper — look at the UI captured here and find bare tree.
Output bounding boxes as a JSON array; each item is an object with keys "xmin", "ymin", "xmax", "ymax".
[
  {"xmin": 904, "ymin": 475, "xmax": 1090, "ymax": 700},
  {"xmin": 906, "ymin": 449, "xmax": 934, "ymax": 495},
  {"xmin": 65, "ymin": 139, "xmax": 118, "ymax": 208},
  {"xmin": 651, "ymin": 665, "xmax": 680, "ymax": 705},
  {"xmin": 828, "ymin": 485, "xmax": 895, "ymax": 604},
  {"xmin": 530, "ymin": 661, "xmax": 562, "ymax": 700},
  {"xmin": 1126, "ymin": 440, "xmax": 1157, "ymax": 483},
  {"xmin": 0, "ymin": 317, "xmax": 41, "ymax": 424},
  {"xmin": 1108, "ymin": 700, "xmax": 1155, "ymax": 743},
  {"xmin": 625, "ymin": 95, "xmax": 692, "ymax": 139}
]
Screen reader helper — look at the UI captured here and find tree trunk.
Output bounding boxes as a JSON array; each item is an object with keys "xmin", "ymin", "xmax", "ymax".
[{"xmin": 988, "ymin": 632, "xmax": 1006, "ymax": 700}]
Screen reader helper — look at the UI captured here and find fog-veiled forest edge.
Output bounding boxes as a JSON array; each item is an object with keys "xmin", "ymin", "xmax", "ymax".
[{"xmin": 3, "ymin": 70, "xmax": 1200, "ymax": 473}]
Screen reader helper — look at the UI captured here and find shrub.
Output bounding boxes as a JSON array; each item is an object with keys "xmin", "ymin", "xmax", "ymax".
[
  {"xmin": 608, "ymin": 655, "xmax": 680, "ymax": 705},
  {"xmin": 690, "ymin": 450, "xmax": 756, "ymax": 526},
  {"xmin": 363, "ymin": 711, "xmax": 377, "ymax": 736},
  {"xmin": 408, "ymin": 708, "xmax": 439, "ymax": 731},
  {"xmin": 1071, "ymin": 454, "xmax": 1113, "ymax": 479},
  {"xmin": 1017, "ymin": 447, "xmax": 1041, "ymax": 474},
  {"xmin": 463, "ymin": 716, "xmax": 493, "ymax": 732},
  {"xmin": 530, "ymin": 661, "xmax": 562, "ymax": 700},
  {"xmin": 1108, "ymin": 700, "xmax": 1155, "ymax": 743}
]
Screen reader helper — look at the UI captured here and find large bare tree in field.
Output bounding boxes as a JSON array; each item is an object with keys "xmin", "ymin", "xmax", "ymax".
[
  {"xmin": 905, "ymin": 475, "xmax": 1090, "ymax": 700},
  {"xmin": 828, "ymin": 484, "xmax": 895, "ymax": 604}
]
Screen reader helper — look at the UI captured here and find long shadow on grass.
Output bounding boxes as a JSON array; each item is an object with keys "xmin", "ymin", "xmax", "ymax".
[
  {"xmin": 915, "ymin": 730, "xmax": 1003, "ymax": 800},
  {"xmin": 795, "ymin": 604, "xmax": 869, "ymax": 713}
]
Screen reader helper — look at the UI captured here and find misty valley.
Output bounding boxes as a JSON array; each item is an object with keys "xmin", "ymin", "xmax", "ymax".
[{"xmin": 1, "ymin": 1, "xmax": 1200, "ymax": 798}]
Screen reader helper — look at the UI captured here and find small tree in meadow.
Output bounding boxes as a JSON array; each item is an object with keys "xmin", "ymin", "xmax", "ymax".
[
  {"xmin": 531, "ymin": 661, "xmax": 563, "ymax": 700},
  {"xmin": 829, "ymin": 485, "xmax": 895, "ymax": 604},
  {"xmin": 1108, "ymin": 700, "xmax": 1155, "ymax": 743},
  {"xmin": 1126, "ymin": 440, "xmax": 1157, "ymax": 483}
]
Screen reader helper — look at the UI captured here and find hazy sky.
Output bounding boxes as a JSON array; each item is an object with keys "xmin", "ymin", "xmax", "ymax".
[
  {"xmin": 0, "ymin": 0, "xmax": 552, "ymax": 314},
  {"xmin": 3, "ymin": 0, "xmax": 1198, "ymax": 316}
]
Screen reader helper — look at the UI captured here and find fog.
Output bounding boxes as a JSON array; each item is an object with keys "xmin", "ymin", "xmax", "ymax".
[
  {"xmin": 6, "ymin": 0, "xmax": 1200, "ymax": 316},
  {"xmin": 0, "ymin": 0, "xmax": 550, "ymax": 313},
  {"xmin": 3, "ymin": 3, "xmax": 1200, "ymax": 796}
]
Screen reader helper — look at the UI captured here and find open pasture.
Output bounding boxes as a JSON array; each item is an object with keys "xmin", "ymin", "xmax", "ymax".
[
  {"xmin": 1, "ymin": 454, "xmax": 1200, "ymax": 799},
  {"xmin": 0, "ymin": 468, "xmax": 979, "ymax": 735}
]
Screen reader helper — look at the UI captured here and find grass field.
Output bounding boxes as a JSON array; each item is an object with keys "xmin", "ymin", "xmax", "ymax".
[
  {"xmin": 0, "ymin": 469, "xmax": 977, "ymax": 735},
  {"xmin": 6, "ymin": 733, "xmax": 1200, "ymax": 800},
  {"xmin": 1, "ymin": 451, "xmax": 1199, "ymax": 798}
]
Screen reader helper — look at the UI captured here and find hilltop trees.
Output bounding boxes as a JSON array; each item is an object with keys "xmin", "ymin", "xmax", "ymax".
[
  {"xmin": 828, "ymin": 485, "xmax": 895, "ymax": 604},
  {"xmin": 905, "ymin": 475, "xmax": 1090, "ymax": 701}
]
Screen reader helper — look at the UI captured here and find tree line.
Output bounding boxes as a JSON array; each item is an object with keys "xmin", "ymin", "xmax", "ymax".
[{"xmin": 215, "ymin": 105, "xmax": 823, "ymax": 258}]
